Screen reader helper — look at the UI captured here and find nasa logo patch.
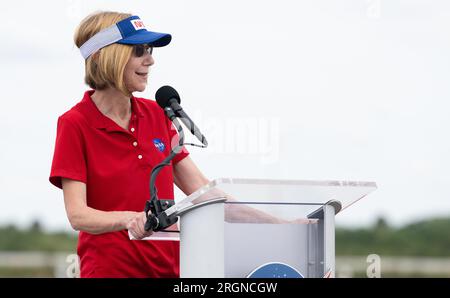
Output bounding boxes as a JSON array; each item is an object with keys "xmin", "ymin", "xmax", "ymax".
[{"xmin": 153, "ymin": 138, "xmax": 165, "ymax": 152}]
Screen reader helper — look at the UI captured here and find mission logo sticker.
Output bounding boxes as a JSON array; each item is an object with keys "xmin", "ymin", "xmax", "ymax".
[
  {"xmin": 131, "ymin": 19, "xmax": 146, "ymax": 31},
  {"xmin": 246, "ymin": 262, "xmax": 304, "ymax": 278},
  {"xmin": 153, "ymin": 138, "xmax": 166, "ymax": 152}
]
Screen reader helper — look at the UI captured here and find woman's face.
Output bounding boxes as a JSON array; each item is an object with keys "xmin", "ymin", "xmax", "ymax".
[{"xmin": 123, "ymin": 44, "xmax": 154, "ymax": 93}]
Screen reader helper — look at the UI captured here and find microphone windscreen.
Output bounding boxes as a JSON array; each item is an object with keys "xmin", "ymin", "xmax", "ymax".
[{"xmin": 155, "ymin": 85, "xmax": 181, "ymax": 108}]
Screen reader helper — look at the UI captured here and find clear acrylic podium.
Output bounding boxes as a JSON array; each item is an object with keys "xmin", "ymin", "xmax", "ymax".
[{"xmin": 147, "ymin": 178, "xmax": 377, "ymax": 278}]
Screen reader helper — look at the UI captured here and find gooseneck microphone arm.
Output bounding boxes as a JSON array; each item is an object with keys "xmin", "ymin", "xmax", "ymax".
[
  {"xmin": 168, "ymin": 98, "xmax": 208, "ymax": 147},
  {"xmin": 144, "ymin": 110, "xmax": 184, "ymax": 232},
  {"xmin": 144, "ymin": 86, "xmax": 209, "ymax": 232}
]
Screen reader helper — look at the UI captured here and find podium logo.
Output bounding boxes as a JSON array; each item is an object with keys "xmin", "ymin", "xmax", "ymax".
[{"xmin": 247, "ymin": 262, "xmax": 304, "ymax": 278}]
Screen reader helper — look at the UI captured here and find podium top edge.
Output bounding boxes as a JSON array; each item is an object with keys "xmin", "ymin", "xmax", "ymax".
[{"xmin": 210, "ymin": 178, "xmax": 377, "ymax": 188}]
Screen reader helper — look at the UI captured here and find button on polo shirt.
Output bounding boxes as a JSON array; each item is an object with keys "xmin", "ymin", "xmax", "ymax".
[{"xmin": 49, "ymin": 90, "xmax": 189, "ymax": 277}]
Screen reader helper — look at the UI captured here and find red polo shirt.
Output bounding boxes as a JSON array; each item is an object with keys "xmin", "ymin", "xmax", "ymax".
[{"xmin": 49, "ymin": 90, "xmax": 188, "ymax": 277}]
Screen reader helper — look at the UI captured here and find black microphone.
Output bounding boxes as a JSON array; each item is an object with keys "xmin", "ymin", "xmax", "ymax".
[{"xmin": 155, "ymin": 86, "xmax": 208, "ymax": 147}]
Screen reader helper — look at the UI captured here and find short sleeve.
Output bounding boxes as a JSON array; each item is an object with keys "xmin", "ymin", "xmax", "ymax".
[
  {"xmin": 49, "ymin": 116, "xmax": 87, "ymax": 189},
  {"xmin": 166, "ymin": 117, "xmax": 189, "ymax": 164}
]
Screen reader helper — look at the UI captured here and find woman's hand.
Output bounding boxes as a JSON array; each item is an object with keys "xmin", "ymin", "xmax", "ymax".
[{"xmin": 126, "ymin": 211, "xmax": 154, "ymax": 240}]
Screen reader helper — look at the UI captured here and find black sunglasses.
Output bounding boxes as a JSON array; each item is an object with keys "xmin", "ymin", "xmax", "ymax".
[{"xmin": 133, "ymin": 44, "xmax": 154, "ymax": 57}]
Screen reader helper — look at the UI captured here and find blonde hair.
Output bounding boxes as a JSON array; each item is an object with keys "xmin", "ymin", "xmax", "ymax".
[{"xmin": 74, "ymin": 11, "xmax": 133, "ymax": 96}]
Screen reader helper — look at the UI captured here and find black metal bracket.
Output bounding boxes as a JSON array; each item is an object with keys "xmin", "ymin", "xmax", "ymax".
[{"xmin": 144, "ymin": 198, "xmax": 178, "ymax": 232}]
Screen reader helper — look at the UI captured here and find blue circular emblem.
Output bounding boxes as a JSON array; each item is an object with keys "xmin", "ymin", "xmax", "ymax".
[
  {"xmin": 247, "ymin": 262, "xmax": 304, "ymax": 278},
  {"xmin": 153, "ymin": 138, "xmax": 165, "ymax": 152}
]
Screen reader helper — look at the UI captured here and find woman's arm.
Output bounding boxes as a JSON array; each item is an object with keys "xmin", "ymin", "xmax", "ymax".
[
  {"xmin": 172, "ymin": 157, "xmax": 311, "ymax": 224},
  {"xmin": 61, "ymin": 178, "xmax": 151, "ymax": 238},
  {"xmin": 172, "ymin": 157, "xmax": 279, "ymax": 223},
  {"xmin": 173, "ymin": 156, "xmax": 210, "ymax": 195}
]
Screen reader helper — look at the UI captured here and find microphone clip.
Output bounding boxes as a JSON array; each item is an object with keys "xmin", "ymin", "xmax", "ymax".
[
  {"xmin": 144, "ymin": 198, "xmax": 178, "ymax": 232},
  {"xmin": 163, "ymin": 107, "xmax": 177, "ymax": 121}
]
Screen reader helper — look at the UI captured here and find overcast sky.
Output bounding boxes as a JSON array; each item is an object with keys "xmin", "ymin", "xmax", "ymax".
[{"xmin": 1, "ymin": 0, "xmax": 450, "ymax": 231}]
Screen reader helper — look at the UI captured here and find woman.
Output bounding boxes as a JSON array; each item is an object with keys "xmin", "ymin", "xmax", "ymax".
[{"xmin": 49, "ymin": 11, "xmax": 209, "ymax": 277}]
